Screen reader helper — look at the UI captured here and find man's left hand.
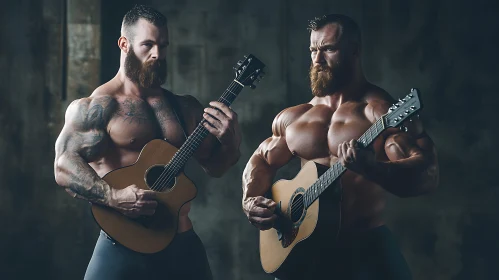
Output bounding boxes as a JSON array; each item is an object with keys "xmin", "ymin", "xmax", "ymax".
[
  {"xmin": 337, "ymin": 139, "xmax": 377, "ymax": 176},
  {"xmin": 203, "ymin": 101, "xmax": 242, "ymax": 148}
]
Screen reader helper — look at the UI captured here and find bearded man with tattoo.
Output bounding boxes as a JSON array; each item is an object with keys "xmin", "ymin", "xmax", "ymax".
[
  {"xmin": 54, "ymin": 5, "xmax": 241, "ymax": 280},
  {"xmin": 242, "ymin": 14, "xmax": 439, "ymax": 279}
]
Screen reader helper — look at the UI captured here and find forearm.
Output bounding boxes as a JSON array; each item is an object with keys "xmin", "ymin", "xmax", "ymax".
[
  {"xmin": 242, "ymin": 155, "xmax": 277, "ymax": 210},
  {"xmin": 365, "ymin": 155, "xmax": 439, "ymax": 197},
  {"xmin": 202, "ymin": 143, "xmax": 241, "ymax": 177},
  {"xmin": 55, "ymin": 153, "xmax": 111, "ymax": 205}
]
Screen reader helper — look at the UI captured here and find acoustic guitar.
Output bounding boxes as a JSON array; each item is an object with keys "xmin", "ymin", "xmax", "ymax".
[
  {"xmin": 260, "ymin": 88, "xmax": 423, "ymax": 278},
  {"xmin": 91, "ymin": 54, "xmax": 265, "ymax": 253}
]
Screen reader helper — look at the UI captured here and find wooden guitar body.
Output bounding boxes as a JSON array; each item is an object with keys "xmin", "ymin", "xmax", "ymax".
[
  {"xmin": 260, "ymin": 161, "xmax": 342, "ymax": 279},
  {"xmin": 91, "ymin": 139, "xmax": 197, "ymax": 254}
]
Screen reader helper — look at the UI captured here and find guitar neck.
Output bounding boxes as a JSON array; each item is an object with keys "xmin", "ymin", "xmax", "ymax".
[
  {"xmin": 303, "ymin": 118, "xmax": 386, "ymax": 208},
  {"xmin": 167, "ymin": 81, "xmax": 244, "ymax": 174}
]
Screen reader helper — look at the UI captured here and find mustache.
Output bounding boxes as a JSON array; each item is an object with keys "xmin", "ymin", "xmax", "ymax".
[
  {"xmin": 311, "ymin": 64, "xmax": 332, "ymax": 73},
  {"xmin": 142, "ymin": 59, "xmax": 166, "ymax": 72}
]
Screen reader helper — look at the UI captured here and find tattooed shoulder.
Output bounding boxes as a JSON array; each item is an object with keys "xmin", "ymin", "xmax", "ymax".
[{"xmin": 67, "ymin": 96, "xmax": 118, "ymax": 130}]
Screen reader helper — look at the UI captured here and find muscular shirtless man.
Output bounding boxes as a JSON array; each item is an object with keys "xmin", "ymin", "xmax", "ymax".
[
  {"xmin": 54, "ymin": 5, "xmax": 241, "ymax": 280},
  {"xmin": 242, "ymin": 14, "xmax": 439, "ymax": 279}
]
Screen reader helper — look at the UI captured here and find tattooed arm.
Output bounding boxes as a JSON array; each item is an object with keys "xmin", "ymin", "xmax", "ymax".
[
  {"xmin": 54, "ymin": 96, "xmax": 158, "ymax": 217},
  {"xmin": 54, "ymin": 96, "xmax": 115, "ymax": 204}
]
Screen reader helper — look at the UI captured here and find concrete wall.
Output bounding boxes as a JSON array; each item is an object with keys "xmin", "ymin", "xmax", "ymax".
[{"xmin": 0, "ymin": 0, "xmax": 498, "ymax": 279}]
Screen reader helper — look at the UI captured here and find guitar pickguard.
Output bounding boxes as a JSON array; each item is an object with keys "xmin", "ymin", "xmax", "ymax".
[
  {"xmin": 274, "ymin": 187, "xmax": 308, "ymax": 248},
  {"xmin": 280, "ymin": 227, "xmax": 299, "ymax": 248}
]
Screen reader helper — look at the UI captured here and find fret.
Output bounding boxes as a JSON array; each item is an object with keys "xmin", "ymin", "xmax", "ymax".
[
  {"xmin": 304, "ymin": 118, "xmax": 384, "ymax": 208},
  {"xmin": 219, "ymin": 96, "xmax": 230, "ymax": 105},
  {"xmin": 368, "ymin": 125, "xmax": 373, "ymax": 143}
]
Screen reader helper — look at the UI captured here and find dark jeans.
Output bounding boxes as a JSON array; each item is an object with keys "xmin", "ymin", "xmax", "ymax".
[
  {"xmin": 276, "ymin": 225, "xmax": 412, "ymax": 280},
  {"xmin": 84, "ymin": 229, "xmax": 213, "ymax": 280}
]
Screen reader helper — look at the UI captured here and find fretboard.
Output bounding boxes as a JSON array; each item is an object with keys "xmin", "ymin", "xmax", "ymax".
[
  {"xmin": 167, "ymin": 81, "xmax": 243, "ymax": 175},
  {"xmin": 303, "ymin": 118, "xmax": 385, "ymax": 208}
]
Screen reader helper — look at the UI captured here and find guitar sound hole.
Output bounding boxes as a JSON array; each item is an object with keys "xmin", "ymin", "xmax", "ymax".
[
  {"xmin": 145, "ymin": 165, "xmax": 176, "ymax": 191},
  {"xmin": 290, "ymin": 194, "xmax": 304, "ymax": 223}
]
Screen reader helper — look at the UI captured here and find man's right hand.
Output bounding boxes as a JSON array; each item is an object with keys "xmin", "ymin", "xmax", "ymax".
[
  {"xmin": 108, "ymin": 185, "xmax": 158, "ymax": 218},
  {"xmin": 243, "ymin": 196, "xmax": 278, "ymax": 231}
]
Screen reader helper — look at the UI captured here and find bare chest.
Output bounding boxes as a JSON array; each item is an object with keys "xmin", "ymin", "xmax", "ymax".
[
  {"xmin": 108, "ymin": 96, "xmax": 186, "ymax": 151},
  {"xmin": 285, "ymin": 104, "xmax": 373, "ymax": 161}
]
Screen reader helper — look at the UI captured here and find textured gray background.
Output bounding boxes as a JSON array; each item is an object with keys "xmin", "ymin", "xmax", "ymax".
[{"xmin": 1, "ymin": 0, "xmax": 498, "ymax": 279}]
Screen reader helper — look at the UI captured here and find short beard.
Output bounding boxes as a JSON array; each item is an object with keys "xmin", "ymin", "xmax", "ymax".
[
  {"xmin": 309, "ymin": 59, "xmax": 351, "ymax": 97},
  {"xmin": 124, "ymin": 46, "xmax": 167, "ymax": 88}
]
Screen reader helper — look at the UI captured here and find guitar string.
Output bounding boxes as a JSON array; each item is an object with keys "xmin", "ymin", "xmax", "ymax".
[
  {"xmin": 153, "ymin": 82, "xmax": 242, "ymax": 192},
  {"xmin": 289, "ymin": 165, "xmax": 344, "ymax": 217},
  {"xmin": 288, "ymin": 119, "xmax": 382, "ymax": 217},
  {"xmin": 150, "ymin": 81, "xmax": 242, "ymax": 192},
  {"xmin": 288, "ymin": 119, "xmax": 380, "ymax": 214},
  {"xmin": 152, "ymin": 81, "xmax": 241, "ymax": 191}
]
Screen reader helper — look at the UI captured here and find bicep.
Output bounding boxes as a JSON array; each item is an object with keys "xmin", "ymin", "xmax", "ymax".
[
  {"xmin": 368, "ymin": 100, "xmax": 433, "ymax": 161},
  {"xmin": 243, "ymin": 135, "xmax": 293, "ymax": 198},
  {"xmin": 55, "ymin": 99, "xmax": 108, "ymax": 162},
  {"xmin": 383, "ymin": 131, "xmax": 436, "ymax": 162},
  {"xmin": 255, "ymin": 135, "xmax": 294, "ymax": 169}
]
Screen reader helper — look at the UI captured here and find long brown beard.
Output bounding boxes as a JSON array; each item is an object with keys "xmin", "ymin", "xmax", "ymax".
[
  {"xmin": 309, "ymin": 60, "xmax": 350, "ymax": 97},
  {"xmin": 124, "ymin": 46, "xmax": 167, "ymax": 88}
]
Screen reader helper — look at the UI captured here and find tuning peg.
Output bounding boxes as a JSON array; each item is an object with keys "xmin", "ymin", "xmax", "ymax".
[
  {"xmin": 400, "ymin": 126, "xmax": 408, "ymax": 132},
  {"xmin": 244, "ymin": 55, "xmax": 248, "ymax": 58},
  {"xmin": 250, "ymin": 84, "xmax": 256, "ymax": 89}
]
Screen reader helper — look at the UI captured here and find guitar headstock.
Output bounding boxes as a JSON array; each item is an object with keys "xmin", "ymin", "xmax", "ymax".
[
  {"xmin": 233, "ymin": 54, "xmax": 266, "ymax": 89},
  {"xmin": 383, "ymin": 88, "xmax": 423, "ymax": 131}
]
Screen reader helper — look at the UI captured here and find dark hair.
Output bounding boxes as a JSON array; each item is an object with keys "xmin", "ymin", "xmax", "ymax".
[
  {"xmin": 307, "ymin": 14, "xmax": 361, "ymax": 49},
  {"xmin": 122, "ymin": 5, "xmax": 167, "ymax": 39}
]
